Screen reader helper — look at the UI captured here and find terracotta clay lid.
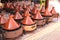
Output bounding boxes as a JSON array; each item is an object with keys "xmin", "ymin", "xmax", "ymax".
[
  {"xmin": 4, "ymin": 15, "xmax": 19, "ymax": 30},
  {"xmin": 33, "ymin": 10, "xmax": 43, "ymax": 19},
  {"xmin": 15, "ymin": 5, "xmax": 20, "ymax": 12},
  {"xmin": 10, "ymin": 5, "xmax": 14, "ymax": 9},
  {"xmin": 22, "ymin": 10, "xmax": 31, "ymax": 17},
  {"xmin": 21, "ymin": 15, "xmax": 35, "ymax": 25},
  {"xmin": 14, "ymin": 12, "xmax": 23, "ymax": 19},
  {"xmin": 0, "ymin": 15, "xmax": 7, "ymax": 24},
  {"xmin": 41, "ymin": 5, "xmax": 45, "ymax": 12},
  {"xmin": 50, "ymin": 7, "xmax": 57, "ymax": 14},
  {"xmin": 44, "ymin": 8, "xmax": 52, "ymax": 16},
  {"xmin": 26, "ymin": 5, "xmax": 31, "ymax": 12},
  {"xmin": 32, "ymin": 6, "xmax": 38, "ymax": 14}
]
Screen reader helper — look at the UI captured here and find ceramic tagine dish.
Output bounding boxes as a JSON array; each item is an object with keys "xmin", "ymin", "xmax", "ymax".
[
  {"xmin": 0, "ymin": 15, "xmax": 7, "ymax": 25},
  {"xmin": 21, "ymin": 15, "xmax": 37, "ymax": 32},
  {"xmin": 32, "ymin": 10, "xmax": 46, "ymax": 26},
  {"xmin": 50, "ymin": 7, "xmax": 59, "ymax": 18},
  {"xmin": 22, "ymin": 9, "xmax": 31, "ymax": 17},
  {"xmin": 40, "ymin": 5, "xmax": 45, "ymax": 16},
  {"xmin": 14, "ymin": 11, "xmax": 23, "ymax": 23},
  {"xmin": 2, "ymin": 15, "xmax": 23, "ymax": 39},
  {"xmin": 31, "ymin": 5, "xmax": 38, "ymax": 15},
  {"xmin": 42, "ymin": 8, "xmax": 53, "ymax": 23}
]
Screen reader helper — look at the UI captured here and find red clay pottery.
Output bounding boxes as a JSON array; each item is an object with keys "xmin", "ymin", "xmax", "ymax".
[
  {"xmin": 50, "ymin": 7, "xmax": 59, "ymax": 18},
  {"xmin": 21, "ymin": 15, "xmax": 37, "ymax": 31},
  {"xmin": 22, "ymin": 9, "xmax": 31, "ymax": 17},
  {"xmin": 0, "ymin": 15, "xmax": 7, "ymax": 25},
  {"xmin": 40, "ymin": 5, "xmax": 45, "ymax": 16},
  {"xmin": 32, "ymin": 10, "xmax": 46, "ymax": 26},
  {"xmin": 31, "ymin": 6, "xmax": 38, "ymax": 15},
  {"xmin": 43, "ymin": 8, "xmax": 53, "ymax": 23},
  {"xmin": 14, "ymin": 11, "xmax": 23, "ymax": 23},
  {"xmin": 3, "ymin": 15, "xmax": 23, "ymax": 39}
]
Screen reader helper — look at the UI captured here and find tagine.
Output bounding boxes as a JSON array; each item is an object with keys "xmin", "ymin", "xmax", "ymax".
[
  {"xmin": 21, "ymin": 15, "xmax": 37, "ymax": 31},
  {"xmin": 32, "ymin": 10, "xmax": 46, "ymax": 26},
  {"xmin": 22, "ymin": 9, "xmax": 31, "ymax": 17},
  {"xmin": 40, "ymin": 5, "xmax": 45, "ymax": 16},
  {"xmin": 50, "ymin": 7, "xmax": 59, "ymax": 18},
  {"xmin": 31, "ymin": 5, "xmax": 38, "ymax": 15},
  {"xmin": 3, "ymin": 15, "xmax": 23, "ymax": 39},
  {"xmin": 42, "ymin": 8, "xmax": 53, "ymax": 23},
  {"xmin": 14, "ymin": 11, "xmax": 23, "ymax": 23},
  {"xmin": 0, "ymin": 15, "xmax": 7, "ymax": 25}
]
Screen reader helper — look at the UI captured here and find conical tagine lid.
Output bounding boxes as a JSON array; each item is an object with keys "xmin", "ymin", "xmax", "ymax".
[
  {"xmin": 33, "ymin": 10, "xmax": 43, "ymax": 19},
  {"xmin": 4, "ymin": 15, "xmax": 19, "ymax": 30},
  {"xmin": 41, "ymin": 5, "xmax": 45, "ymax": 12},
  {"xmin": 0, "ymin": 15, "xmax": 7, "ymax": 24},
  {"xmin": 50, "ymin": 7, "xmax": 57, "ymax": 14},
  {"xmin": 10, "ymin": 5, "xmax": 14, "ymax": 9},
  {"xmin": 23, "ymin": 10, "xmax": 31, "ymax": 17},
  {"xmin": 21, "ymin": 15, "xmax": 35, "ymax": 25},
  {"xmin": 14, "ymin": 12, "xmax": 23, "ymax": 19},
  {"xmin": 32, "ymin": 6, "xmax": 38, "ymax": 14},
  {"xmin": 15, "ymin": 5, "xmax": 20, "ymax": 12},
  {"xmin": 44, "ymin": 8, "xmax": 52, "ymax": 16}
]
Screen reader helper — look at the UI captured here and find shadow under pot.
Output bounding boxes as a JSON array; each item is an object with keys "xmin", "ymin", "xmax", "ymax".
[
  {"xmin": 21, "ymin": 23, "xmax": 37, "ymax": 32},
  {"xmin": 33, "ymin": 18, "xmax": 46, "ymax": 26},
  {"xmin": 3, "ymin": 26, "xmax": 23, "ymax": 39},
  {"xmin": 43, "ymin": 15, "xmax": 53, "ymax": 23}
]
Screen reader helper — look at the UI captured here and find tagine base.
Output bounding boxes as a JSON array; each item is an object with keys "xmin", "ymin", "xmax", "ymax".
[
  {"xmin": 21, "ymin": 23, "xmax": 37, "ymax": 32},
  {"xmin": 4, "ymin": 27, "xmax": 23, "ymax": 39},
  {"xmin": 53, "ymin": 13, "xmax": 59, "ymax": 18},
  {"xmin": 34, "ymin": 19, "xmax": 46, "ymax": 26}
]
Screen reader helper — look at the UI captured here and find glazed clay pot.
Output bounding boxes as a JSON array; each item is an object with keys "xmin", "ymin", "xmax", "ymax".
[
  {"xmin": 14, "ymin": 11, "xmax": 23, "ymax": 23},
  {"xmin": 3, "ymin": 16, "xmax": 23, "ymax": 39},
  {"xmin": 32, "ymin": 10, "xmax": 46, "ymax": 26},
  {"xmin": 22, "ymin": 9, "xmax": 31, "ymax": 17},
  {"xmin": 40, "ymin": 5, "xmax": 45, "ymax": 16},
  {"xmin": 31, "ymin": 6, "xmax": 38, "ymax": 15},
  {"xmin": 21, "ymin": 16, "xmax": 37, "ymax": 31},
  {"xmin": 42, "ymin": 8, "xmax": 53, "ymax": 23},
  {"xmin": 50, "ymin": 7, "xmax": 59, "ymax": 18},
  {"xmin": 0, "ymin": 15, "xmax": 7, "ymax": 25}
]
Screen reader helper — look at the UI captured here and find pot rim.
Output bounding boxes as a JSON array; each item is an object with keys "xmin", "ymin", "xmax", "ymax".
[
  {"xmin": 3, "ymin": 26, "xmax": 22, "ymax": 32},
  {"xmin": 21, "ymin": 22, "xmax": 36, "ymax": 26},
  {"xmin": 42, "ymin": 15, "xmax": 53, "ymax": 17}
]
